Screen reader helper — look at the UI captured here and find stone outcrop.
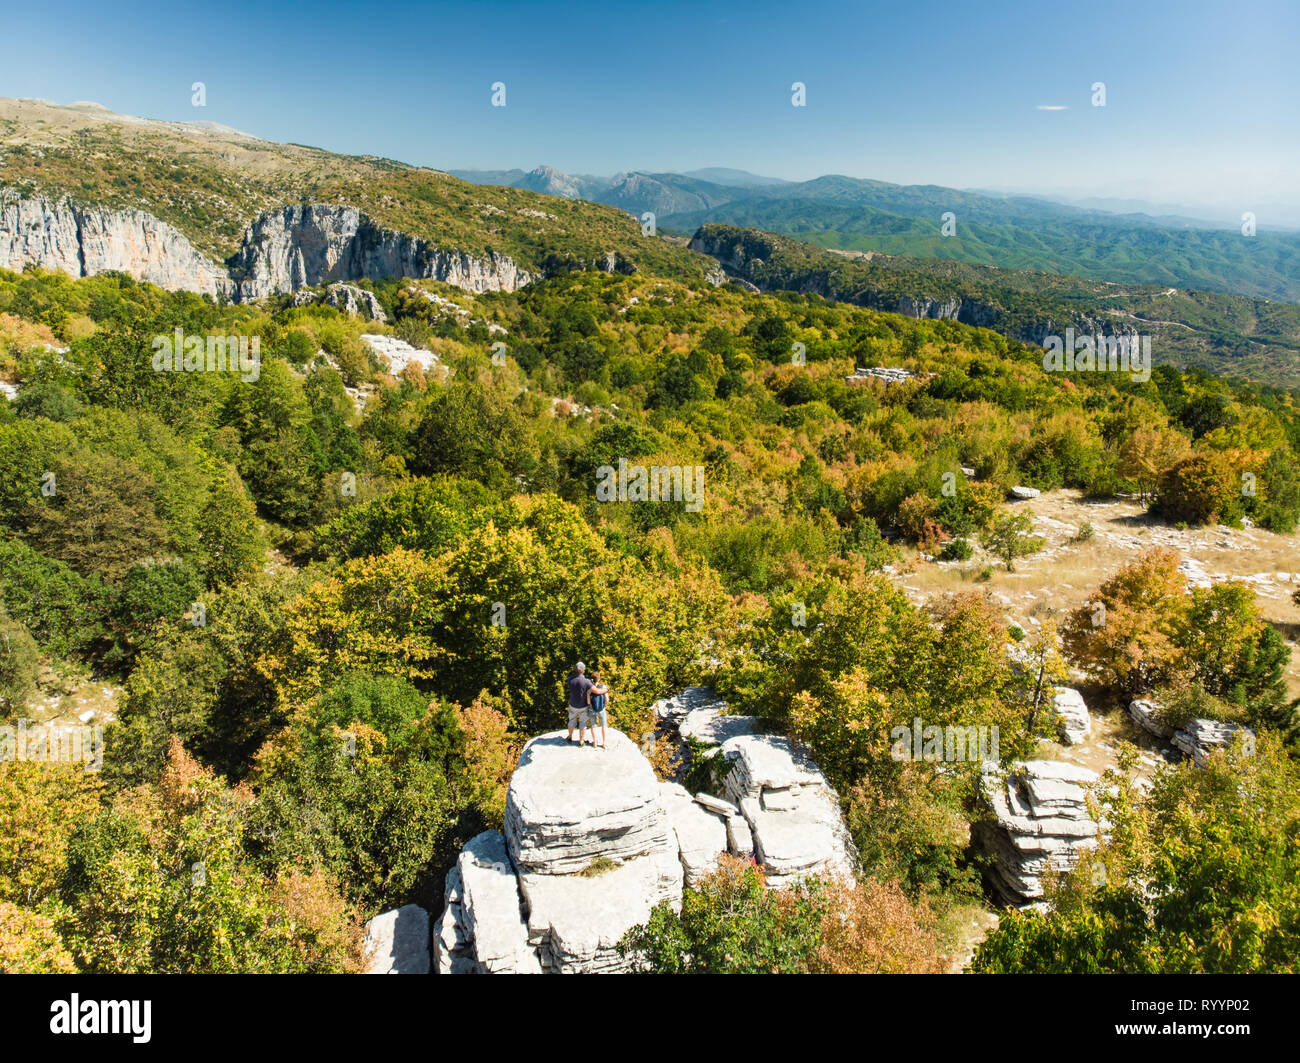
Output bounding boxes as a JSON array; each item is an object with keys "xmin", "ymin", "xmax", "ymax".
[
  {"xmin": 228, "ymin": 204, "xmax": 534, "ymax": 300},
  {"xmin": 660, "ymin": 781, "xmax": 730, "ymax": 885},
  {"xmin": 1172, "ymin": 718, "xmax": 1256, "ymax": 767},
  {"xmin": 1128, "ymin": 698, "xmax": 1174, "ymax": 739},
  {"xmin": 1053, "ymin": 687, "xmax": 1092, "ymax": 745},
  {"xmin": 292, "ymin": 282, "xmax": 388, "ymax": 321},
  {"xmin": 360, "ymin": 333, "xmax": 446, "ymax": 378},
  {"xmin": 363, "ymin": 903, "xmax": 431, "ymax": 973},
  {"xmin": 434, "ymin": 691, "xmax": 854, "ymax": 973},
  {"xmin": 507, "ymin": 730, "xmax": 682, "ymax": 972},
  {"xmin": 976, "ymin": 759, "xmax": 1102, "ymax": 905},
  {"xmin": 0, "ymin": 192, "xmax": 232, "ymax": 296},
  {"xmin": 719, "ymin": 733, "xmax": 856, "ymax": 887},
  {"xmin": 844, "ymin": 366, "xmax": 916, "ymax": 386},
  {"xmin": 433, "ymin": 830, "xmax": 541, "ymax": 974},
  {"xmin": 1010, "ymin": 485, "xmax": 1041, "ymax": 499}
]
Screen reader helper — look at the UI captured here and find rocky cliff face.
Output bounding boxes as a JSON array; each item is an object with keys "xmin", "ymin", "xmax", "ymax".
[
  {"xmin": 688, "ymin": 229, "xmax": 1012, "ymax": 334},
  {"xmin": 0, "ymin": 193, "xmax": 537, "ymax": 301},
  {"xmin": 0, "ymin": 193, "xmax": 232, "ymax": 297},
  {"xmin": 227, "ymin": 204, "xmax": 535, "ymax": 299}
]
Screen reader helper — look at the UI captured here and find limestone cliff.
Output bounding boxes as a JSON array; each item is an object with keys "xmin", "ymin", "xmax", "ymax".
[
  {"xmin": 0, "ymin": 193, "xmax": 536, "ymax": 301},
  {"xmin": 227, "ymin": 204, "xmax": 535, "ymax": 299},
  {"xmin": 0, "ymin": 192, "xmax": 232, "ymax": 297}
]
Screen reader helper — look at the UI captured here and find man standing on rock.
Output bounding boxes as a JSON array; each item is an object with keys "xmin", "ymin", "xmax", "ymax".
[{"xmin": 566, "ymin": 662, "xmax": 594, "ymax": 745}]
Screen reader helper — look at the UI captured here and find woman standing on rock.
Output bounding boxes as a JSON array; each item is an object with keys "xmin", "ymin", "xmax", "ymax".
[{"xmin": 586, "ymin": 672, "xmax": 610, "ymax": 748}]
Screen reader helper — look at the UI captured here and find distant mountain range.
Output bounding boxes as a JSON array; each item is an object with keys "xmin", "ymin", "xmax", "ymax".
[
  {"xmin": 450, "ymin": 166, "xmax": 1300, "ymax": 304},
  {"xmin": 3, "ymin": 99, "xmax": 1299, "ymax": 388}
]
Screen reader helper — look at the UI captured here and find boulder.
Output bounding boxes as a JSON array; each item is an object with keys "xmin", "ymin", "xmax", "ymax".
[
  {"xmin": 506, "ymin": 731, "xmax": 674, "ymax": 875},
  {"xmin": 454, "ymin": 830, "xmax": 541, "ymax": 974},
  {"xmin": 519, "ymin": 840, "xmax": 681, "ymax": 973},
  {"xmin": 679, "ymin": 705, "xmax": 761, "ymax": 746},
  {"xmin": 1128, "ymin": 698, "xmax": 1174, "ymax": 739},
  {"xmin": 363, "ymin": 903, "xmax": 430, "ymax": 974},
  {"xmin": 660, "ymin": 782, "xmax": 729, "ymax": 886},
  {"xmin": 1010, "ymin": 485, "xmax": 1041, "ymax": 500},
  {"xmin": 719, "ymin": 734, "xmax": 856, "ymax": 886},
  {"xmin": 976, "ymin": 760, "xmax": 1102, "ymax": 905},
  {"xmin": 652, "ymin": 686, "xmax": 725, "ymax": 727},
  {"xmin": 694, "ymin": 792, "xmax": 739, "ymax": 817},
  {"xmin": 1172, "ymin": 718, "xmax": 1256, "ymax": 767},
  {"xmin": 725, "ymin": 812, "xmax": 755, "ymax": 859},
  {"xmin": 1053, "ymin": 687, "xmax": 1092, "ymax": 745}
]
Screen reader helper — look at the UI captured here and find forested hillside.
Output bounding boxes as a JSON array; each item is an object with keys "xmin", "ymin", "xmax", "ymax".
[{"xmin": 3, "ymin": 252, "xmax": 1298, "ymax": 972}]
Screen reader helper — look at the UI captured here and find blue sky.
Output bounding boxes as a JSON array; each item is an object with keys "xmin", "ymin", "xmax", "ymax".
[{"xmin": 4, "ymin": 0, "xmax": 1297, "ymax": 214}]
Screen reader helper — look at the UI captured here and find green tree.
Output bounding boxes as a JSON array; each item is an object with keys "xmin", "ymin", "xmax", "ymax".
[
  {"xmin": 979, "ymin": 510, "xmax": 1043, "ymax": 572},
  {"xmin": 621, "ymin": 856, "xmax": 828, "ymax": 973}
]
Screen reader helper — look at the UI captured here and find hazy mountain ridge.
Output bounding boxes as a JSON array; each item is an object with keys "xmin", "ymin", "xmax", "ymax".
[{"xmin": 452, "ymin": 162, "xmax": 1300, "ymax": 304}]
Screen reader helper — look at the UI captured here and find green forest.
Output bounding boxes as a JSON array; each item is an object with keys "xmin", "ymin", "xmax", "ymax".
[{"xmin": 2, "ymin": 257, "xmax": 1299, "ymax": 974}]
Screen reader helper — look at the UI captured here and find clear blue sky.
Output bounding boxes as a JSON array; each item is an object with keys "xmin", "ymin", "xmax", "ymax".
[{"xmin": 4, "ymin": 0, "xmax": 1297, "ymax": 213}]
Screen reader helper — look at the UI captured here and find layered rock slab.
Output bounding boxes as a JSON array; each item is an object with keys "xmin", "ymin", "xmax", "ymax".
[
  {"xmin": 1173, "ymin": 718, "xmax": 1256, "ymax": 767},
  {"xmin": 719, "ymin": 733, "xmax": 856, "ymax": 887},
  {"xmin": 506, "ymin": 730, "xmax": 673, "ymax": 875},
  {"xmin": 976, "ymin": 760, "xmax": 1102, "ymax": 905},
  {"xmin": 1053, "ymin": 687, "xmax": 1092, "ymax": 746},
  {"xmin": 659, "ymin": 782, "xmax": 729, "ymax": 886},
  {"xmin": 435, "ymin": 830, "xmax": 540, "ymax": 974}
]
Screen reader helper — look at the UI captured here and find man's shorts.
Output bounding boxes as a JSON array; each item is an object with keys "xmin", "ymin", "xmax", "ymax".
[{"xmin": 568, "ymin": 705, "xmax": 584, "ymax": 729}]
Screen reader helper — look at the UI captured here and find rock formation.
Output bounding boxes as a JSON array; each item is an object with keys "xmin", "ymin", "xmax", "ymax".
[
  {"xmin": 0, "ymin": 194, "xmax": 534, "ymax": 302},
  {"xmin": 363, "ymin": 903, "xmax": 431, "ymax": 973},
  {"xmin": 227, "ymin": 204, "xmax": 534, "ymax": 300},
  {"xmin": 1128, "ymin": 698, "xmax": 1174, "ymax": 739},
  {"xmin": 719, "ymin": 732, "xmax": 857, "ymax": 887},
  {"xmin": 1172, "ymin": 718, "xmax": 1256, "ymax": 767},
  {"xmin": 431, "ymin": 688, "xmax": 855, "ymax": 973},
  {"xmin": 292, "ymin": 282, "xmax": 388, "ymax": 322},
  {"xmin": 1052, "ymin": 687, "xmax": 1092, "ymax": 745},
  {"xmin": 976, "ymin": 759, "xmax": 1102, "ymax": 905},
  {"xmin": 0, "ymin": 193, "xmax": 232, "ymax": 297},
  {"xmin": 1128, "ymin": 700, "xmax": 1256, "ymax": 767}
]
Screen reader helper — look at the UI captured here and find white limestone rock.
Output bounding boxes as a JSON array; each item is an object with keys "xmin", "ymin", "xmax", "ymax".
[
  {"xmin": 456, "ymin": 830, "xmax": 541, "ymax": 974},
  {"xmin": 360, "ymin": 333, "xmax": 444, "ymax": 377},
  {"xmin": 652, "ymin": 686, "xmax": 724, "ymax": 727},
  {"xmin": 976, "ymin": 760, "xmax": 1102, "ymax": 904},
  {"xmin": 693, "ymin": 792, "xmax": 739, "ymax": 817},
  {"xmin": 519, "ymin": 839, "xmax": 681, "ymax": 974},
  {"xmin": 679, "ymin": 705, "xmax": 761, "ymax": 746},
  {"xmin": 230, "ymin": 204, "xmax": 534, "ymax": 300},
  {"xmin": 0, "ymin": 192, "xmax": 232, "ymax": 296},
  {"xmin": 1173, "ymin": 718, "xmax": 1255, "ymax": 767},
  {"xmin": 1128, "ymin": 698, "xmax": 1174, "ymax": 739},
  {"xmin": 1010, "ymin": 485, "xmax": 1041, "ymax": 500},
  {"xmin": 719, "ymin": 733, "xmax": 856, "ymax": 886},
  {"xmin": 1053, "ymin": 687, "xmax": 1092, "ymax": 745},
  {"xmin": 506, "ymin": 730, "xmax": 674, "ymax": 876},
  {"xmin": 363, "ymin": 903, "xmax": 430, "ymax": 974},
  {"xmin": 725, "ymin": 812, "xmax": 755, "ymax": 859},
  {"xmin": 660, "ymin": 782, "xmax": 728, "ymax": 886}
]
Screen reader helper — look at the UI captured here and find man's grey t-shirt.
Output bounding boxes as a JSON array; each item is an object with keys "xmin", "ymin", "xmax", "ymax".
[{"xmin": 567, "ymin": 673, "xmax": 594, "ymax": 708}]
